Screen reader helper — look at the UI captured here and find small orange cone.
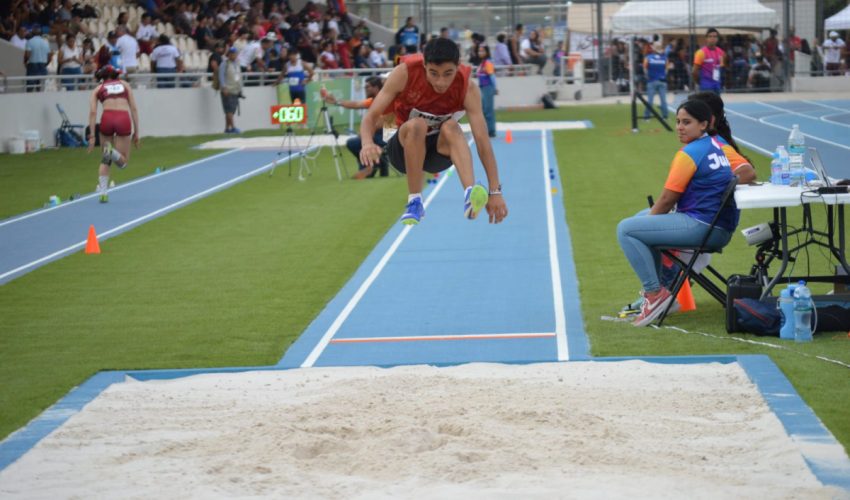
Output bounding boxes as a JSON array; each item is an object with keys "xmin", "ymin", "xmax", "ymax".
[
  {"xmin": 85, "ymin": 225, "xmax": 101, "ymax": 254},
  {"xmin": 676, "ymin": 279, "xmax": 696, "ymax": 312},
  {"xmin": 505, "ymin": 129, "xmax": 513, "ymax": 144}
]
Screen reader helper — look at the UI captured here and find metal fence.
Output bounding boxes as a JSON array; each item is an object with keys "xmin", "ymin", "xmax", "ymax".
[{"xmin": 344, "ymin": 0, "xmax": 848, "ymax": 96}]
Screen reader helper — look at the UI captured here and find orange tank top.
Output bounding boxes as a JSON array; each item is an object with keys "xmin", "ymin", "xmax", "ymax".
[{"xmin": 393, "ymin": 54, "xmax": 471, "ymax": 134}]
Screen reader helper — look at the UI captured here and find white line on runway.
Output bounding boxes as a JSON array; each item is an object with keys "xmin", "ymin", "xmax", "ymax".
[
  {"xmin": 0, "ymin": 148, "xmax": 315, "ymax": 283},
  {"xmin": 541, "ymin": 130, "xmax": 569, "ymax": 361}
]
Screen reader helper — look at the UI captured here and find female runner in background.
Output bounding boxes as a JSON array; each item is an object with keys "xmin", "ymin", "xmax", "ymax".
[{"xmin": 87, "ymin": 64, "xmax": 140, "ymax": 203}]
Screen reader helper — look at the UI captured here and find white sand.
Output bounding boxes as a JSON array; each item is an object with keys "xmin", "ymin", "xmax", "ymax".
[{"xmin": 0, "ymin": 361, "xmax": 844, "ymax": 499}]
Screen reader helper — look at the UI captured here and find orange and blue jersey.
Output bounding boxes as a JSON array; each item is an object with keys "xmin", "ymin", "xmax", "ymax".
[
  {"xmin": 664, "ymin": 134, "xmax": 739, "ymax": 232},
  {"xmin": 714, "ymin": 135, "xmax": 751, "ymax": 174},
  {"xmin": 694, "ymin": 45, "xmax": 724, "ymax": 89},
  {"xmin": 477, "ymin": 59, "xmax": 496, "ymax": 88}
]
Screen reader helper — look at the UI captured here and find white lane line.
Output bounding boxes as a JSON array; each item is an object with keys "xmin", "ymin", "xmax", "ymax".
[
  {"xmin": 0, "ymin": 149, "xmax": 242, "ymax": 228},
  {"xmin": 800, "ymin": 100, "xmax": 850, "ymax": 127},
  {"xmin": 756, "ymin": 100, "xmax": 850, "ymax": 130},
  {"xmin": 329, "ymin": 332, "xmax": 556, "ymax": 343},
  {"xmin": 725, "ymin": 106, "xmax": 850, "ymax": 152},
  {"xmin": 299, "ymin": 139, "xmax": 474, "ymax": 368},
  {"xmin": 0, "ymin": 148, "xmax": 315, "ymax": 283},
  {"xmin": 542, "ymin": 130, "xmax": 569, "ymax": 361}
]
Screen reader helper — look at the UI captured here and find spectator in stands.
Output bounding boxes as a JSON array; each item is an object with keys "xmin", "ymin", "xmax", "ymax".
[
  {"xmin": 748, "ymin": 54, "xmax": 771, "ymax": 90},
  {"xmin": 468, "ymin": 32, "xmax": 484, "ymax": 66},
  {"xmin": 322, "ymin": 75, "xmax": 388, "ymax": 178},
  {"xmin": 509, "ymin": 24, "xmax": 523, "ymax": 65},
  {"xmin": 81, "ymin": 37, "xmax": 97, "ymax": 79},
  {"xmin": 643, "ymin": 41, "xmax": 669, "ymax": 120},
  {"xmin": 392, "ymin": 44, "xmax": 407, "ymax": 65},
  {"xmin": 692, "ymin": 27, "xmax": 725, "ymax": 93},
  {"xmin": 823, "ymin": 31, "xmax": 845, "ymax": 76},
  {"xmin": 763, "ymin": 29, "xmax": 780, "ymax": 69},
  {"xmin": 493, "ymin": 33, "xmax": 511, "ymax": 67},
  {"xmin": 24, "ymin": 25, "xmax": 52, "ymax": 92},
  {"xmin": 354, "ymin": 43, "xmax": 371, "ymax": 69},
  {"xmin": 150, "ymin": 34, "xmax": 182, "ymax": 88},
  {"xmin": 395, "ymin": 16, "xmax": 419, "ymax": 54},
  {"xmin": 136, "ymin": 14, "xmax": 157, "ymax": 55},
  {"xmin": 476, "ymin": 44, "xmax": 497, "ymax": 138},
  {"xmin": 729, "ymin": 46, "xmax": 749, "ymax": 89},
  {"xmin": 96, "ymin": 31, "xmax": 122, "ymax": 71},
  {"xmin": 277, "ymin": 50, "xmax": 311, "ymax": 103},
  {"xmin": 521, "ymin": 29, "xmax": 546, "ymax": 74},
  {"xmin": 354, "ymin": 19, "xmax": 371, "ymax": 44},
  {"xmin": 116, "ymin": 25, "xmax": 140, "ymax": 74},
  {"xmin": 116, "ymin": 11, "xmax": 128, "ymax": 32},
  {"xmin": 58, "ymin": 33, "xmax": 83, "ymax": 91},
  {"xmin": 319, "ymin": 39, "xmax": 338, "ymax": 69},
  {"xmin": 208, "ymin": 41, "xmax": 224, "ymax": 90},
  {"xmin": 238, "ymin": 30, "xmax": 263, "ymax": 74},
  {"xmin": 370, "ymin": 41, "xmax": 388, "ymax": 68},
  {"xmin": 551, "ymin": 40, "xmax": 566, "ymax": 77},
  {"xmin": 267, "ymin": 47, "xmax": 285, "ymax": 73},
  {"xmin": 57, "ymin": 0, "xmax": 73, "ymax": 23},
  {"xmin": 439, "ymin": 27, "xmax": 449, "ymax": 39},
  {"xmin": 219, "ymin": 46, "xmax": 242, "ymax": 133},
  {"xmin": 194, "ymin": 14, "xmax": 215, "ymax": 51},
  {"xmin": 10, "ymin": 25, "xmax": 27, "ymax": 50}
]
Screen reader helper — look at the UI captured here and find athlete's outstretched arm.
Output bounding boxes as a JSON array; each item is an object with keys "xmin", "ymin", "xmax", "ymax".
[
  {"xmin": 359, "ymin": 63, "xmax": 407, "ymax": 168},
  {"xmin": 464, "ymin": 82, "xmax": 507, "ymax": 223}
]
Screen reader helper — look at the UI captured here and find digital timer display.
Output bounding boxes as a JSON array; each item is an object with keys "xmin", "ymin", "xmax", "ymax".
[{"xmin": 270, "ymin": 104, "xmax": 307, "ymax": 125}]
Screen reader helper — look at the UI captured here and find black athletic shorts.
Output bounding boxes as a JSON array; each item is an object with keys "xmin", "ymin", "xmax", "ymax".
[{"xmin": 385, "ymin": 132, "xmax": 453, "ymax": 174}]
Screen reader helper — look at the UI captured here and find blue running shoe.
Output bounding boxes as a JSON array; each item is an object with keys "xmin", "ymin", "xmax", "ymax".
[
  {"xmin": 400, "ymin": 197, "xmax": 424, "ymax": 225},
  {"xmin": 463, "ymin": 184, "xmax": 489, "ymax": 219}
]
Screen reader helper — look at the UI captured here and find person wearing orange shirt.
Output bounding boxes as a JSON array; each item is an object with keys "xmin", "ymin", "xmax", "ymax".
[{"xmin": 322, "ymin": 76, "xmax": 388, "ymax": 178}]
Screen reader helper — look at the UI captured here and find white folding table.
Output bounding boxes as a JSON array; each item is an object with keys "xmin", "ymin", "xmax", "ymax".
[{"xmin": 734, "ymin": 183, "xmax": 850, "ymax": 298}]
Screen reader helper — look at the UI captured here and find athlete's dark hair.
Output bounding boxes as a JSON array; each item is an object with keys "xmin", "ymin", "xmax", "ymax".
[
  {"xmin": 705, "ymin": 27, "xmax": 719, "ymax": 36},
  {"xmin": 479, "ymin": 44, "xmax": 491, "ymax": 60},
  {"xmin": 423, "ymin": 38, "xmax": 460, "ymax": 65},
  {"xmin": 676, "ymin": 99, "xmax": 713, "ymax": 130},
  {"xmin": 95, "ymin": 64, "xmax": 121, "ymax": 81},
  {"xmin": 365, "ymin": 76, "xmax": 383, "ymax": 89},
  {"xmin": 687, "ymin": 91, "xmax": 747, "ymax": 160}
]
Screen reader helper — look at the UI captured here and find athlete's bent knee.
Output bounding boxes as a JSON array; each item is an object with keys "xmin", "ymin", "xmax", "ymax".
[{"xmin": 439, "ymin": 119, "xmax": 463, "ymax": 140}]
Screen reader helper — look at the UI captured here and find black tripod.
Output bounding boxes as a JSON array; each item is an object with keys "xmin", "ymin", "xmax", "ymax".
[
  {"xmin": 299, "ymin": 103, "xmax": 349, "ymax": 182},
  {"xmin": 270, "ymin": 123, "xmax": 297, "ymax": 177}
]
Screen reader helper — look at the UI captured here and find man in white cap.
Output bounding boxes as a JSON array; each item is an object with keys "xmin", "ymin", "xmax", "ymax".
[
  {"xmin": 369, "ymin": 41, "xmax": 389, "ymax": 68},
  {"xmin": 823, "ymin": 31, "xmax": 845, "ymax": 76}
]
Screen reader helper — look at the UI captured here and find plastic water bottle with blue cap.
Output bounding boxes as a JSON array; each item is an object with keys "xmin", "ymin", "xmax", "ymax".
[
  {"xmin": 776, "ymin": 145, "xmax": 791, "ymax": 185},
  {"xmin": 793, "ymin": 280, "xmax": 813, "ymax": 342},
  {"xmin": 787, "ymin": 125, "xmax": 805, "ymax": 186},
  {"xmin": 778, "ymin": 284, "xmax": 796, "ymax": 340}
]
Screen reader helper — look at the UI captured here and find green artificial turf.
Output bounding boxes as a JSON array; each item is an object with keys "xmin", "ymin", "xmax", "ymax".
[{"xmin": 0, "ymin": 105, "xmax": 847, "ymax": 456}]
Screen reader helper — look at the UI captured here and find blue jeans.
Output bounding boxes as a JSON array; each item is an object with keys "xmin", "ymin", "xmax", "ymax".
[
  {"xmin": 644, "ymin": 80, "xmax": 668, "ymax": 119},
  {"xmin": 346, "ymin": 129, "xmax": 387, "ymax": 175},
  {"xmin": 156, "ymin": 67, "xmax": 176, "ymax": 88},
  {"xmin": 26, "ymin": 63, "xmax": 48, "ymax": 92},
  {"xmin": 480, "ymin": 84, "xmax": 496, "ymax": 136},
  {"xmin": 60, "ymin": 66, "xmax": 82, "ymax": 91},
  {"xmin": 617, "ymin": 209, "xmax": 732, "ymax": 292}
]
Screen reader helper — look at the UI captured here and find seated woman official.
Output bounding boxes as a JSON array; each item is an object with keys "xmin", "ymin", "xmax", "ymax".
[{"xmin": 617, "ymin": 99, "xmax": 740, "ymax": 327}]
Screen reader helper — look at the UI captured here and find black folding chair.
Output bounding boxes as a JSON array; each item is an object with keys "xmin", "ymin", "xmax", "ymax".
[{"xmin": 656, "ymin": 175, "xmax": 740, "ymax": 326}]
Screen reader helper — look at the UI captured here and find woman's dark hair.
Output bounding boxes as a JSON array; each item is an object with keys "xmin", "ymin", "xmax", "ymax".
[
  {"xmin": 676, "ymin": 99, "xmax": 713, "ymax": 129},
  {"xmin": 687, "ymin": 91, "xmax": 747, "ymax": 158},
  {"xmin": 158, "ymin": 34, "xmax": 170, "ymax": 45},
  {"xmin": 497, "ymin": 33, "xmax": 506, "ymax": 44},
  {"xmin": 423, "ymin": 37, "xmax": 459, "ymax": 65},
  {"xmin": 95, "ymin": 64, "xmax": 121, "ymax": 81},
  {"xmin": 479, "ymin": 44, "xmax": 491, "ymax": 60}
]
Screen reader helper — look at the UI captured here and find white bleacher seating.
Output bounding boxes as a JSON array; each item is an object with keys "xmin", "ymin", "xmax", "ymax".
[{"xmin": 185, "ymin": 37, "xmax": 197, "ymax": 52}]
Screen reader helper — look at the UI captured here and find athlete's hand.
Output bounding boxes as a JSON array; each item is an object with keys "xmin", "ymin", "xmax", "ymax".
[
  {"xmin": 360, "ymin": 143, "xmax": 383, "ymax": 167},
  {"xmin": 486, "ymin": 195, "xmax": 508, "ymax": 224},
  {"xmin": 133, "ymin": 133, "xmax": 141, "ymax": 148}
]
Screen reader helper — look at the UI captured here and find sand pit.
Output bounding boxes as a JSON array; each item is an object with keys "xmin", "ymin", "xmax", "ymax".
[{"xmin": 0, "ymin": 361, "xmax": 844, "ymax": 498}]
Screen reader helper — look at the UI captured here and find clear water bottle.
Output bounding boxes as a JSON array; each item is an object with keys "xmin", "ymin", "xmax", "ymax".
[
  {"xmin": 793, "ymin": 280, "xmax": 813, "ymax": 343},
  {"xmin": 787, "ymin": 125, "xmax": 806, "ymax": 186},
  {"xmin": 770, "ymin": 148, "xmax": 783, "ymax": 185},
  {"xmin": 777, "ymin": 145, "xmax": 791, "ymax": 185},
  {"xmin": 778, "ymin": 285, "xmax": 796, "ymax": 340}
]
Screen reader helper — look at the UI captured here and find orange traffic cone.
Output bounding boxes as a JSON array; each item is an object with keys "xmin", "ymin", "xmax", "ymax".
[
  {"xmin": 676, "ymin": 279, "xmax": 696, "ymax": 312},
  {"xmin": 85, "ymin": 225, "xmax": 100, "ymax": 254},
  {"xmin": 505, "ymin": 129, "xmax": 513, "ymax": 144}
]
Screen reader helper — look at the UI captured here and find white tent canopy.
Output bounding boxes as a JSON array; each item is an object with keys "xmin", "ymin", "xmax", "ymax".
[
  {"xmin": 611, "ymin": 0, "xmax": 778, "ymax": 33},
  {"xmin": 825, "ymin": 4, "xmax": 850, "ymax": 31}
]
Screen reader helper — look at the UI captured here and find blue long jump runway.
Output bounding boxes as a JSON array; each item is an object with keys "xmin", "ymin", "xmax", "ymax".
[
  {"xmin": 724, "ymin": 99, "xmax": 850, "ymax": 179},
  {"xmin": 280, "ymin": 130, "xmax": 589, "ymax": 368},
  {"xmin": 0, "ymin": 148, "xmax": 299, "ymax": 285}
]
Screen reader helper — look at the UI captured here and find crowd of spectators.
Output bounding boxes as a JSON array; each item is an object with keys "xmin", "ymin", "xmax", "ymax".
[{"xmin": 612, "ymin": 28, "xmax": 849, "ymax": 94}]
